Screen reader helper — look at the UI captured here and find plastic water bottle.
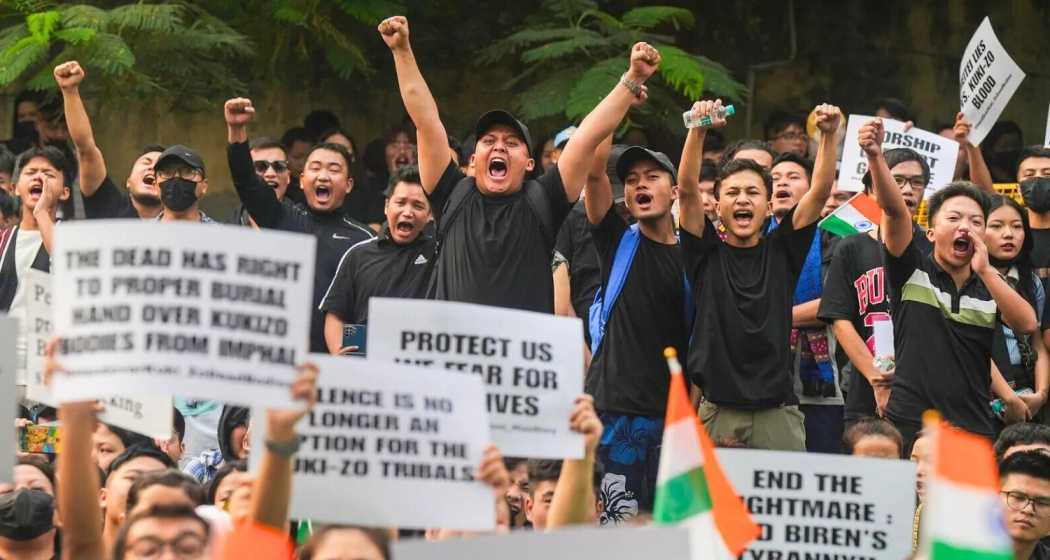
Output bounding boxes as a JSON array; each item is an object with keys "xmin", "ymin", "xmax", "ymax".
[{"xmin": 683, "ymin": 104, "xmax": 735, "ymax": 129}]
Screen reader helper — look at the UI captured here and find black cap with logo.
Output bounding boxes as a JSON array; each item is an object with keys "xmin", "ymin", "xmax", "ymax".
[
  {"xmin": 474, "ymin": 110, "xmax": 533, "ymax": 155},
  {"xmin": 155, "ymin": 145, "xmax": 206, "ymax": 177},
  {"xmin": 614, "ymin": 146, "xmax": 678, "ymax": 185}
]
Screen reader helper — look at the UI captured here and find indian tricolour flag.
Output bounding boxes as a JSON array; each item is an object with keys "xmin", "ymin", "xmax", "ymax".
[
  {"xmin": 819, "ymin": 192, "xmax": 882, "ymax": 236},
  {"xmin": 654, "ymin": 348, "xmax": 760, "ymax": 558},
  {"xmin": 920, "ymin": 411, "xmax": 1012, "ymax": 560}
]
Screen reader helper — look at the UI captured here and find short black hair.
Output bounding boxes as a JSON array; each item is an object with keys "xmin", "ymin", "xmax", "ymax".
[
  {"xmin": 862, "ymin": 147, "xmax": 931, "ymax": 193},
  {"xmin": 460, "ymin": 133, "xmax": 477, "ymax": 165},
  {"xmin": 764, "ymin": 110, "xmax": 806, "ymax": 141},
  {"xmin": 113, "ymin": 504, "xmax": 210, "ymax": 560},
  {"xmin": 0, "ymin": 144, "xmax": 15, "ymax": 175},
  {"xmin": 999, "ymin": 450, "xmax": 1050, "ymax": 483},
  {"xmin": 384, "ymin": 163, "xmax": 422, "ymax": 196},
  {"xmin": 715, "ymin": 158, "xmax": 774, "ymax": 200},
  {"xmin": 172, "ymin": 408, "xmax": 185, "ymax": 444},
  {"xmin": 526, "ymin": 459, "xmax": 562, "ymax": 494},
  {"xmin": 205, "ymin": 459, "xmax": 247, "ymax": 505},
  {"xmin": 1017, "ymin": 145, "xmax": 1050, "ymax": 174},
  {"xmin": 14, "ymin": 146, "xmax": 73, "ymax": 187},
  {"xmin": 105, "ymin": 443, "xmax": 177, "ymax": 484},
  {"xmin": 299, "ymin": 526, "xmax": 390, "ymax": 560},
  {"xmin": 382, "ymin": 125, "xmax": 416, "ymax": 147},
  {"xmin": 719, "ymin": 139, "xmax": 775, "ymax": 171},
  {"xmin": 126, "ymin": 469, "xmax": 205, "ymax": 513},
  {"xmin": 0, "ymin": 189, "xmax": 19, "ymax": 221},
  {"xmin": 447, "ymin": 134, "xmax": 462, "ymax": 158},
  {"xmin": 771, "ymin": 152, "xmax": 814, "ymax": 180},
  {"xmin": 926, "ymin": 181, "xmax": 989, "ymax": 225},
  {"xmin": 703, "ymin": 129, "xmax": 726, "ymax": 153},
  {"xmin": 280, "ymin": 126, "xmax": 313, "ymax": 148},
  {"xmin": 304, "ymin": 110, "xmax": 341, "ymax": 139},
  {"xmin": 994, "ymin": 423, "xmax": 1050, "ymax": 461},
  {"xmin": 842, "ymin": 418, "xmax": 903, "ymax": 456},
  {"xmin": 17, "ymin": 455, "xmax": 55, "ymax": 490},
  {"xmin": 525, "ymin": 458, "xmax": 603, "ymax": 500},
  {"xmin": 307, "ymin": 142, "xmax": 354, "ymax": 170},
  {"xmin": 874, "ymin": 97, "xmax": 914, "ymax": 123},
  {"xmin": 249, "ymin": 136, "xmax": 287, "ymax": 155},
  {"xmin": 106, "ymin": 423, "xmax": 154, "ymax": 451},
  {"xmin": 139, "ymin": 144, "xmax": 166, "ymax": 158},
  {"xmin": 699, "ymin": 159, "xmax": 718, "ymax": 183},
  {"xmin": 318, "ymin": 128, "xmax": 358, "ymax": 160},
  {"xmin": 503, "ymin": 456, "xmax": 528, "ymax": 472}
]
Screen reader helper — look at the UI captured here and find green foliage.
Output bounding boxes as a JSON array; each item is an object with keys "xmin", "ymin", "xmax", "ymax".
[
  {"xmin": 0, "ymin": 2, "xmax": 251, "ymax": 107},
  {"xmin": 481, "ymin": 0, "xmax": 745, "ymax": 136}
]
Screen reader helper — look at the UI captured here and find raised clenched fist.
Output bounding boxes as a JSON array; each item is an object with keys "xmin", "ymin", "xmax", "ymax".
[
  {"xmin": 858, "ymin": 118, "xmax": 885, "ymax": 158},
  {"xmin": 378, "ymin": 16, "xmax": 410, "ymax": 50},
  {"xmin": 224, "ymin": 97, "xmax": 255, "ymax": 128},
  {"xmin": 628, "ymin": 42, "xmax": 661, "ymax": 81},
  {"xmin": 813, "ymin": 103, "xmax": 842, "ymax": 135},
  {"xmin": 53, "ymin": 61, "xmax": 85, "ymax": 91}
]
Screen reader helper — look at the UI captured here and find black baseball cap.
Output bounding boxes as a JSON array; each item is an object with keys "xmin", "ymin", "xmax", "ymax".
[
  {"xmin": 474, "ymin": 110, "xmax": 533, "ymax": 155},
  {"xmin": 156, "ymin": 144, "xmax": 205, "ymax": 176},
  {"xmin": 615, "ymin": 146, "xmax": 677, "ymax": 185}
]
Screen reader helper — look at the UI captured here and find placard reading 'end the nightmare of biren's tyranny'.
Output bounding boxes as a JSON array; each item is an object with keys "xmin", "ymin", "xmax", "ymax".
[
  {"xmin": 368, "ymin": 298, "xmax": 585, "ymax": 459},
  {"xmin": 50, "ymin": 221, "xmax": 315, "ymax": 408},
  {"xmin": 718, "ymin": 449, "xmax": 916, "ymax": 560}
]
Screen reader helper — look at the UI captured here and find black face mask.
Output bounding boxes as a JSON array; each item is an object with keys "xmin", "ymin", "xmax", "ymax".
[
  {"xmin": 160, "ymin": 177, "xmax": 199, "ymax": 212},
  {"xmin": 11, "ymin": 120, "xmax": 38, "ymax": 143},
  {"xmin": 0, "ymin": 489, "xmax": 55, "ymax": 541},
  {"xmin": 1021, "ymin": 177, "xmax": 1050, "ymax": 214}
]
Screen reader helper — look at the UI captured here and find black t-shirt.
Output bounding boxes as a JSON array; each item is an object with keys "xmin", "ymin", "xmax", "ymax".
[
  {"xmin": 319, "ymin": 231, "xmax": 437, "ymax": 324},
  {"xmin": 585, "ymin": 208, "xmax": 689, "ymax": 417},
  {"xmin": 818, "ymin": 233, "xmax": 887, "ymax": 420},
  {"xmin": 554, "ymin": 201, "xmax": 602, "ymax": 338},
  {"xmin": 1031, "ymin": 228, "xmax": 1050, "ymax": 293},
  {"xmin": 683, "ymin": 207, "xmax": 816, "ymax": 409},
  {"xmin": 82, "ymin": 176, "xmax": 140, "ymax": 219},
  {"xmin": 429, "ymin": 161, "xmax": 572, "ymax": 313},
  {"xmin": 883, "ymin": 238, "xmax": 997, "ymax": 437}
]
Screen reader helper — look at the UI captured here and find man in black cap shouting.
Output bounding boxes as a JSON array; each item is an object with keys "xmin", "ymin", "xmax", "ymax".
[
  {"xmin": 154, "ymin": 145, "xmax": 213, "ymax": 223},
  {"xmin": 582, "ymin": 134, "xmax": 693, "ymax": 522},
  {"xmin": 380, "ymin": 15, "xmax": 661, "ymax": 312}
]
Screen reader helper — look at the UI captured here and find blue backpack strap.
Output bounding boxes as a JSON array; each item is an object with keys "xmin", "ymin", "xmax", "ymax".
[{"xmin": 588, "ymin": 224, "xmax": 641, "ymax": 354}]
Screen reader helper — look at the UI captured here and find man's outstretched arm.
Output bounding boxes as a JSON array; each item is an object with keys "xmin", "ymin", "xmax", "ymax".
[
  {"xmin": 793, "ymin": 104, "xmax": 842, "ymax": 229},
  {"xmin": 54, "ymin": 61, "xmax": 106, "ymax": 197},
  {"xmin": 558, "ymin": 42, "xmax": 661, "ymax": 202},
  {"xmin": 380, "ymin": 16, "xmax": 450, "ymax": 194}
]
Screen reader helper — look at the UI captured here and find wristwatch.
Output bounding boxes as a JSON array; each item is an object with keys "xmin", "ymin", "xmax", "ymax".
[
  {"xmin": 620, "ymin": 73, "xmax": 643, "ymax": 97},
  {"xmin": 265, "ymin": 436, "xmax": 301, "ymax": 458}
]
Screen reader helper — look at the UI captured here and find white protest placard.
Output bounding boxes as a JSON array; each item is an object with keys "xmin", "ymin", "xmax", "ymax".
[
  {"xmin": 838, "ymin": 114, "xmax": 959, "ymax": 197},
  {"xmin": 1044, "ymin": 102, "xmax": 1050, "ymax": 147},
  {"xmin": 250, "ymin": 355, "xmax": 493, "ymax": 530},
  {"xmin": 368, "ymin": 298, "xmax": 584, "ymax": 459},
  {"xmin": 0, "ymin": 317, "xmax": 16, "ymax": 483},
  {"xmin": 22, "ymin": 269, "xmax": 173, "ymax": 438},
  {"xmin": 959, "ymin": 17, "xmax": 1025, "ymax": 146},
  {"xmin": 50, "ymin": 221, "xmax": 315, "ymax": 407},
  {"xmin": 718, "ymin": 448, "xmax": 916, "ymax": 560},
  {"xmin": 873, "ymin": 319, "xmax": 894, "ymax": 359},
  {"xmin": 394, "ymin": 526, "xmax": 694, "ymax": 560}
]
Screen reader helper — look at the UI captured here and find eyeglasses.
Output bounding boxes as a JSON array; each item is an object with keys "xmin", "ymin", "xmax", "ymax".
[
  {"xmin": 774, "ymin": 131, "xmax": 806, "ymax": 141},
  {"xmin": 126, "ymin": 533, "xmax": 207, "ymax": 559},
  {"xmin": 156, "ymin": 167, "xmax": 204, "ymax": 182},
  {"xmin": 1001, "ymin": 491, "xmax": 1050, "ymax": 514},
  {"xmin": 893, "ymin": 175, "xmax": 926, "ymax": 189},
  {"xmin": 253, "ymin": 160, "xmax": 289, "ymax": 173}
]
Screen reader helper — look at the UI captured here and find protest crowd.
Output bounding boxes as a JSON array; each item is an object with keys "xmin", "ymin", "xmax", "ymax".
[{"xmin": 1, "ymin": 11, "xmax": 1049, "ymax": 560}]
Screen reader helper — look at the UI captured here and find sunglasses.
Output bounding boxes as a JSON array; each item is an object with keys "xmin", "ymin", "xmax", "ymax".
[{"xmin": 253, "ymin": 160, "xmax": 289, "ymax": 173}]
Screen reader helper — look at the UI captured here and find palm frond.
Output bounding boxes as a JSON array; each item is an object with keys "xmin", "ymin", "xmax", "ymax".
[
  {"xmin": 520, "ymin": 33, "xmax": 610, "ymax": 64},
  {"xmin": 656, "ymin": 44, "xmax": 705, "ymax": 100},
  {"xmin": 514, "ymin": 68, "xmax": 579, "ymax": 121},
  {"xmin": 565, "ymin": 56, "xmax": 622, "ymax": 120},
  {"xmin": 620, "ymin": 6, "xmax": 694, "ymax": 31},
  {"xmin": 57, "ymin": 4, "xmax": 105, "ymax": 29},
  {"xmin": 0, "ymin": 36, "xmax": 46, "ymax": 84},
  {"xmin": 696, "ymin": 55, "xmax": 747, "ymax": 101},
  {"xmin": 329, "ymin": 0, "xmax": 404, "ymax": 25},
  {"xmin": 107, "ymin": 4, "xmax": 182, "ymax": 33},
  {"xmin": 25, "ymin": 9, "xmax": 57, "ymax": 40}
]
